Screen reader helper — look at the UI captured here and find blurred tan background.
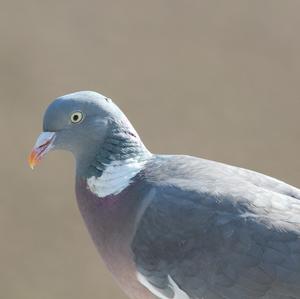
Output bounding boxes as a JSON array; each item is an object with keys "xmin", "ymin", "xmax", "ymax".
[{"xmin": 1, "ymin": 1, "xmax": 300, "ymax": 298}]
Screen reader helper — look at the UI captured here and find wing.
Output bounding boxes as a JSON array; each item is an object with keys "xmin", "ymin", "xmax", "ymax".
[{"xmin": 132, "ymin": 156, "xmax": 300, "ymax": 299}]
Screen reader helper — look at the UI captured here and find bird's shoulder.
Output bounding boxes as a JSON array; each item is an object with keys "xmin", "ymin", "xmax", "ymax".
[{"xmin": 143, "ymin": 154, "xmax": 300, "ymax": 201}]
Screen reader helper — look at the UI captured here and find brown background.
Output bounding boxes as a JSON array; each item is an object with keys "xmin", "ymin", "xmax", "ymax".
[{"xmin": 1, "ymin": 1, "xmax": 300, "ymax": 299}]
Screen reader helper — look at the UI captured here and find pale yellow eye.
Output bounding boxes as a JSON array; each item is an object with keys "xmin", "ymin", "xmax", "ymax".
[{"xmin": 70, "ymin": 111, "xmax": 84, "ymax": 123}]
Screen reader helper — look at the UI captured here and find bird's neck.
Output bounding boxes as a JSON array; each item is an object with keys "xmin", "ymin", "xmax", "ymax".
[{"xmin": 76, "ymin": 123, "xmax": 151, "ymax": 180}]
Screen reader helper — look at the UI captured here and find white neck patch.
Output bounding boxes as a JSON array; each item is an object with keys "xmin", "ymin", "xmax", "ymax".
[{"xmin": 86, "ymin": 157, "xmax": 149, "ymax": 198}]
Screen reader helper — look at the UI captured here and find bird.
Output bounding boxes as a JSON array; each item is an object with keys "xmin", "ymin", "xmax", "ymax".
[{"xmin": 29, "ymin": 91, "xmax": 300, "ymax": 299}]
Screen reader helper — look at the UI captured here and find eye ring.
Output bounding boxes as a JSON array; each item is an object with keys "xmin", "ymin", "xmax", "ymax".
[{"xmin": 70, "ymin": 111, "xmax": 84, "ymax": 124}]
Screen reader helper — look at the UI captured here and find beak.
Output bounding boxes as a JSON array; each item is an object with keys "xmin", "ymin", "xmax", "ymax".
[{"xmin": 28, "ymin": 132, "xmax": 56, "ymax": 169}]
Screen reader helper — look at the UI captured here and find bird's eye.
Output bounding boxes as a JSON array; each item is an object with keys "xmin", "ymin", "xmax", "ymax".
[{"xmin": 70, "ymin": 111, "xmax": 84, "ymax": 124}]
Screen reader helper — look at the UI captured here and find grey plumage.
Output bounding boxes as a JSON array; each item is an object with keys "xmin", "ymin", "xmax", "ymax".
[
  {"xmin": 132, "ymin": 155, "xmax": 300, "ymax": 299},
  {"xmin": 30, "ymin": 91, "xmax": 300, "ymax": 299}
]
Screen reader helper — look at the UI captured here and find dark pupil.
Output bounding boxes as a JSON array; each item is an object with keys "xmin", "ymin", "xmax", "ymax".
[{"xmin": 73, "ymin": 114, "xmax": 79, "ymax": 121}]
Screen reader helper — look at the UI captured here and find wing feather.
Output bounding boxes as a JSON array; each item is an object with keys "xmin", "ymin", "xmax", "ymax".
[{"xmin": 132, "ymin": 156, "xmax": 300, "ymax": 299}]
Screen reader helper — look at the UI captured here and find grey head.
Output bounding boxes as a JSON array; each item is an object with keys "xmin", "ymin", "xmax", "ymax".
[{"xmin": 29, "ymin": 91, "xmax": 150, "ymax": 177}]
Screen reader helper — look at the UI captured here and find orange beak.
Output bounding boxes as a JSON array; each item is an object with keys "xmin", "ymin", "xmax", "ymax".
[{"xmin": 28, "ymin": 132, "xmax": 56, "ymax": 169}]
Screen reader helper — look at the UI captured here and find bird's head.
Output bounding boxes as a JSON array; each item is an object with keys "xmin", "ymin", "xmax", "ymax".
[{"xmin": 28, "ymin": 91, "xmax": 144, "ymax": 173}]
